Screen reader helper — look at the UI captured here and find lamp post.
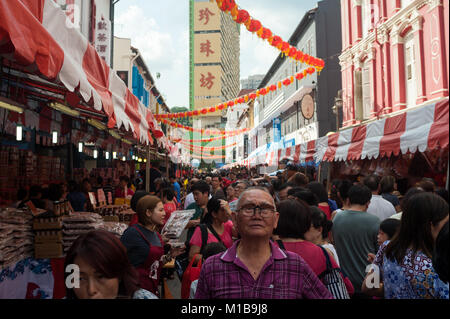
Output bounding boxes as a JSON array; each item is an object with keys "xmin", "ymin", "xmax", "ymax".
[{"xmin": 332, "ymin": 90, "xmax": 343, "ymax": 131}]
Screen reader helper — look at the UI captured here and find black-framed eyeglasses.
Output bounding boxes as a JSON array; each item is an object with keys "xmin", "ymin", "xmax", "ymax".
[{"xmin": 238, "ymin": 205, "xmax": 275, "ymax": 218}]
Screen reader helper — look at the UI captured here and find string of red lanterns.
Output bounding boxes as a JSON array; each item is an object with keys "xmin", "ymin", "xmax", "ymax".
[
  {"xmin": 181, "ymin": 141, "xmax": 238, "ymax": 151},
  {"xmin": 160, "ymin": 118, "xmax": 251, "ymax": 136},
  {"xmin": 155, "ymin": 67, "xmax": 316, "ymax": 120},
  {"xmin": 213, "ymin": 0, "xmax": 325, "ymax": 72}
]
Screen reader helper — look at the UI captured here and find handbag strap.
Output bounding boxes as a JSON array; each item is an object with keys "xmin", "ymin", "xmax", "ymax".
[
  {"xmin": 206, "ymin": 224, "xmax": 224, "ymax": 244},
  {"xmin": 317, "ymin": 245, "xmax": 333, "ymax": 278},
  {"xmin": 187, "ymin": 254, "xmax": 202, "ymax": 270},
  {"xmin": 276, "ymin": 239, "xmax": 286, "ymax": 251}
]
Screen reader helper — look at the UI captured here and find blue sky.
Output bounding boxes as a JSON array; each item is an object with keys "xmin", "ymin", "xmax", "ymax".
[{"xmin": 114, "ymin": 0, "xmax": 318, "ymax": 109}]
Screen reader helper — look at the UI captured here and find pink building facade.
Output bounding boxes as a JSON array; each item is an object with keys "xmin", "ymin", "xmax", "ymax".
[{"xmin": 339, "ymin": 0, "xmax": 449, "ymax": 128}]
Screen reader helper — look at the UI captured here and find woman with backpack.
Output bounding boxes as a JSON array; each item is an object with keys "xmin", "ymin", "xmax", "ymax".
[
  {"xmin": 188, "ymin": 196, "xmax": 237, "ymax": 263},
  {"xmin": 274, "ymin": 199, "xmax": 354, "ymax": 299}
]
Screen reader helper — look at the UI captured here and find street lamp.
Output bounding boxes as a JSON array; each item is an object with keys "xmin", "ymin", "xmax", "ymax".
[{"xmin": 332, "ymin": 90, "xmax": 343, "ymax": 131}]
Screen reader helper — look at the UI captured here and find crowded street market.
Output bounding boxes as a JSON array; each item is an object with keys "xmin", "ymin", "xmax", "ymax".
[{"xmin": 0, "ymin": 0, "xmax": 448, "ymax": 307}]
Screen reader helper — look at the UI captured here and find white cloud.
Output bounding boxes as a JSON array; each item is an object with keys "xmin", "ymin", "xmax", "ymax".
[{"xmin": 115, "ymin": 5, "xmax": 188, "ymax": 107}]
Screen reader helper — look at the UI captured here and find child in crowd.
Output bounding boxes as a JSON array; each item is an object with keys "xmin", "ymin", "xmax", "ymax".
[
  {"xmin": 367, "ymin": 218, "xmax": 401, "ymax": 263},
  {"xmin": 189, "ymin": 242, "xmax": 227, "ymax": 299}
]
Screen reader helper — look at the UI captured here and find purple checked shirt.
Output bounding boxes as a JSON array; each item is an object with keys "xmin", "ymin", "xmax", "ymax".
[{"xmin": 194, "ymin": 240, "xmax": 334, "ymax": 299}]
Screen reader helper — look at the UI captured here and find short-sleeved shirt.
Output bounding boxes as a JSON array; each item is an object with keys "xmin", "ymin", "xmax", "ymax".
[
  {"xmin": 185, "ymin": 202, "xmax": 205, "ymax": 242},
  {"xmin": 194, "ymin": 240, "xmax": 334, "ymax": 299},
  {"xmin": 184, "ymin": 193, "xmax": 195, "ymax": 209},
  {"xmin": 120, "ymin": 224, "xmax": 162, "ymax": 267},
  {"xmin": 67, "ymin": 192, "xmax": 86, "ymax": 212},
  {"xmin": 367, "ymin": 195, "xmax": 396, "ymax": 221},
  {"xmin": 163, "ymin": 202, "xmax": 177, "ymax": 225},
  {"xmin": 189, "ymin": 220, "xmax": 234, "ymax": 249},
  {"xmin": 280, "ymin": 240, "xmax": 353, "ymax": 295},
  {"xmin": 332, "ymin": 210, "xmax": 380, "ymax": 293},
  {"xmin": 173, "ymin": 182, "xmax": 181, "ymax": 203},
  {"xmin": 381, "ymin": 193, "xmax": 400, "ymax": 208},
  {"xmin": 115, "ymin": 187, "xmax": 134, "ymax": 199},
  {"xmin": 374, "ymin": 241, "xmax": 449, "ymax": 299},
  {"xmin": 281, "ymin": 241, "xmax": 329, "ymax": 276}
]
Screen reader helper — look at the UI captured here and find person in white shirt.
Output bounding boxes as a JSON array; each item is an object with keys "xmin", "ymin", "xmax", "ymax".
[
  {"xmin": 184, "ymin": 178, "xmax": 199, "ymax": 209},
  {"xmin": 363, "ymin": 175, "xmax": 396, "ymax": 222}
]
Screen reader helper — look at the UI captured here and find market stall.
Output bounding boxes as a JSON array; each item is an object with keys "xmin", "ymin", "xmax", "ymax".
[
  {"xmin": 243, "ymin": 99, "xmax": 449, "ymax": 188},
  {"xmin": 0, "ymin": 0, "xmax": 177, "ymax": 298}
]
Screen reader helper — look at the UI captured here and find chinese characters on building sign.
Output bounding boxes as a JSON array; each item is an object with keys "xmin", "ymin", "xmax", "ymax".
[
  {"xmin": 95, "ymin": 17, "xmax": 111, "ymax": 65},
  {"xmin": 200, "ymin": 40, "xmax": 215, "ymax": 57},
  {"xmin": 199, "ymin": 8, "xmax": 215, "ymax": 25},
  {"xmin": 200, "ymin": 73, "xmax": 215, "ymax": 90}
]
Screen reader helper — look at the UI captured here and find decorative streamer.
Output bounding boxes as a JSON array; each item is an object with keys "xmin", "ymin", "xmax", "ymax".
[{"xmin": 155, "ymin": 67, "xmax": 316, "ymax": 120}]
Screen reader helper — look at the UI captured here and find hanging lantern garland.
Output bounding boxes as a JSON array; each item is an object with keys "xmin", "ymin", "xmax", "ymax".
[
  {"xmin": 169, "ymin": 133, "xmax": 239, "ymax": 143},
  {"xmin": 182, "ymin": 141, "xmax": 238, "ymax": 151},
  {"xmin": 190, "ymin": 153, "xmax": 226, "ymax": 160},
  {"xmin": 213, "ymin": 0, "xmax": 325, "ymax": 72},
  {"xmin": 160, "ymin": 118, "xmax": 251, "ymax": 136},
  {"xmin": 156, "ymin": 67, "xmax": 317, "ymax": 121}
]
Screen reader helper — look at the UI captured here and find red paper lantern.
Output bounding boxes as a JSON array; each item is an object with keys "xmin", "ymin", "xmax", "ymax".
[
  {"xmin": 221, "ymin": 0, "xmax": 236, "ymax": 12},
  {"xmin": 271, "ymin": 36, "xmax": 282, "ymax": 47},
  {"xmin": 248, "ymin": 19, "xmax": 262, "ymax": 33},
  {"xmin": 260, "ymin": 88, "xmax": 267, "ymax": 95},
  {"xmin": 235, "ymin": 9, "xmax": 250, "ymax": 23},
  {"xmin": 283, "ymin": 79, "xmax": 291, "ymax": 86},
  {"xmin": 270, "ymin": 85, "xmax": 277, "ymax": 91},
  {"xmin": 281, "ymin": 42, "xmax": 290, "ymax": 52},
  {"xmin": 209, "ymin": 107, "xmax": 216, "ymax": 113},
  {"xmin": 227, "ymin": 101, "xmax": 234, "ymax": 107},
  {"xmin": 217, "ymin": 104, "xmax": 225, "ymax": 110},
  {"xmin": 288, "ymin": 47, "xmax": 297, "ymax": 58},
  {"xmin": 295, "ymin": 73, "xmax": 303, "ymax": 80},
  {"xmin": 249, "ymin": 93, "xmax": 257, "ymax": 100},
  {"xmin": 296, "ymin": 50, "xmax": 304, "ymax": 62},
  {"xmin": 187, "ymin": 111, "xmax": 193, "ymax": 117},
  {"xmin": 261, "ymin": 28, "xmax": 272, "ymax": 40},
  {"xmin": 193, "ymin": 110, "xmax": 199, "ymax": 116}
]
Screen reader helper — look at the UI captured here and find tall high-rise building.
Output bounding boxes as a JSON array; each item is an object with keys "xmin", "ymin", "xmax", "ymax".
[
  {"xmin": 189, "ymin": 0, "xmax": 240, "ymax": 164},
  {"xmin": 241, "ymin": 74, "xmax": 265, "ymax": 90}
]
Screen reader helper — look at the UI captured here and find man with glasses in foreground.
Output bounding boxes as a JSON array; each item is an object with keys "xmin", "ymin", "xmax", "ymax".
[{"xmin": 194, "ymin": 187, "xmax": 333, "ymax": 299}]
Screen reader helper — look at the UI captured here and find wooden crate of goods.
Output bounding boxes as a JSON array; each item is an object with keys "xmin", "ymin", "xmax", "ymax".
[{"xmin": 34, "ymin": 243, "xmax": 63, "ymax": 259}]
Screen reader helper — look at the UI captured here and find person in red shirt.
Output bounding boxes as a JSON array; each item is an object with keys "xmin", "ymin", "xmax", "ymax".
[
  {"xmin": 274, "ymin": 199, "xmax": 354, "ymax": 297},
  {"xmin": 162, "ymin": 188, "xmax": 177, "ymax": 225},
  {"xmin": 115, "ymin": 176, "xmax": 135, "ymax": 199}
]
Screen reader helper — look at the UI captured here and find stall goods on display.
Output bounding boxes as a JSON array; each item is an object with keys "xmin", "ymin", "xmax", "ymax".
[
  {"xmin": 33, "ymin": 216, "xmax": 63, "ymax": 259},
  {"xmin": 0, "ymin": 208, "xmax": 34, "ymax": 268},
  {"xmin": 0, "ymin": 146, "xmax": 65, "ymax": 206},
  {"xmin": 97, "ymin": 222, "xmax": 128, "ymax": 238},
  {"xmin": 62, "ymin": 212, "xmax": 103, "ymax": 254},
  {"xmin": 95, "ymin": 205, "xmax": 135, "ymax": 224},
  {"xmin": 162, "ymin": 210, "xmax": 196, "ymax": 239}
]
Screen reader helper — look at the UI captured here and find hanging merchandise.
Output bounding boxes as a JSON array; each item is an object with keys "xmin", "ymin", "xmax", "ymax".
[
  {"xmin": 212, "ymin": 0, "xmax": 325, "ymax": 72},
  {"xmin": 155, "ymin": 67, "xmax": 316, "ymax": 120}
]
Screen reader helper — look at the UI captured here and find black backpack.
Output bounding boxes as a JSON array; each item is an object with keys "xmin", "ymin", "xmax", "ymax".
[{"xmin": 174, "ymin": 224, "xmax": 223, "ymax": 280}]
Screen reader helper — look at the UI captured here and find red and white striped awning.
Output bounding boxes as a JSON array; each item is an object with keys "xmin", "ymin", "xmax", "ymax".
[
  {"xmin": 246, "ymin": 99, "xmax": 448, "ymax": 167},
  {"xmin": 317, "ymin": 99, "xmax": 449, "ymax": 163},
  {"xmin": 0, "ymin": 0, "xmax": 165, "ymax": 146}
]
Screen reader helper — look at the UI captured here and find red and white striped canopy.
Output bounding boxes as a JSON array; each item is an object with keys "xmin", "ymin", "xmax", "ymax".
[
  {"xmin": 247, "ymin": 99, "xmax": 449, "ymax": 166},
  {"xmin": 0, "ymin": 0, "xmax": 165, "ymax": 146}
]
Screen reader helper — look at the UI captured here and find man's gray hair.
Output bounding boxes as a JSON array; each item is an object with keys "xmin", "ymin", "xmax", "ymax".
[{"xmin": 236, "ymin": 186, "xmax": 275, "ymax": 211}]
